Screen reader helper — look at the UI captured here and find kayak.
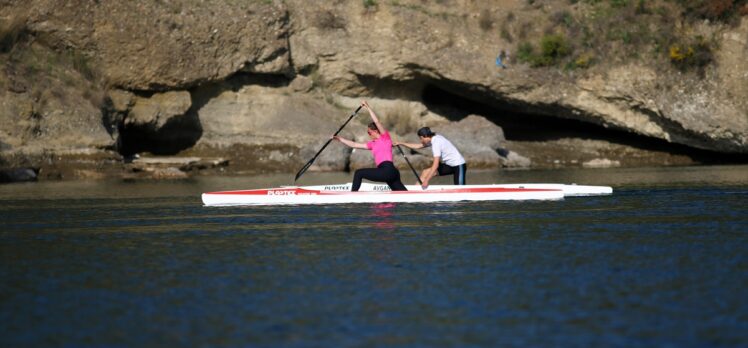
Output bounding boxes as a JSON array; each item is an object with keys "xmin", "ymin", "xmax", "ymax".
[
  {"xmin": 202, "ymin": 183, "xmax": 612, "ymax": 206},
  {"xmin": 201, "ymin": 182, "xmax": 611, "ymax": 206},
  {"xmin": 202, "ymin": 186, "xmax": 564, "ymax": 206}
]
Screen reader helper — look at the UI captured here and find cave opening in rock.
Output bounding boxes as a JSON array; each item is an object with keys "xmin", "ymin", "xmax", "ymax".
[
  {"xmin": 422, "ymin": 83, "xmax": 623, "ymax": 141},
  {"xmin": 117, "ymin": 113, "xmax": 203, "ymax": 157},
  {"xmin": 420, "ymin": 83, "xmax": 747, "ymax": 165}
]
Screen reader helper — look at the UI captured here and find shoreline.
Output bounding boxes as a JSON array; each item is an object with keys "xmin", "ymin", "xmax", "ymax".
[{"xmin": 2, "ymin": 164, "xmax": 747, "ymax": 190}]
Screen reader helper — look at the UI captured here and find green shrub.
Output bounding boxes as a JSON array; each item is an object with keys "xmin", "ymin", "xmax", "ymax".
[
  {"xmin": 572, "ymin": 52, "xmax": 595, "ymax": 69},
  {"xmin": 516, "ymin": 34, "xmax": 572, "ymax": 67},
  {"xmin": 540, "ymin": 34, "xmax": 571, "ymax": 60},
  {"xmin": 517, "ymin": 34, "xmax": 572, "ymax": 67},
  {"xmin": 516, "ymin": 42, "xmax": 535, "ymax": 64},
  {"xmin": 669, "ymin": 38, "xmax": 713, "ymax": 74}
]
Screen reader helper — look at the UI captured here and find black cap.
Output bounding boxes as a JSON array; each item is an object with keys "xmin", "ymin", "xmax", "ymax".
[{"xmin": 417, "ymin": 127, "xmax": 435, "ymax": 137}]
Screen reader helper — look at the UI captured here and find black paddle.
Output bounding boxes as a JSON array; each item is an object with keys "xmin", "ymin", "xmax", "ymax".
[
  {"xmin": 396, "ymin": 144, "xmax": 423, "ymax": 186},
  {"xmin": 294, "ymin": 106, "xmax": 363, "ymax": 183}
]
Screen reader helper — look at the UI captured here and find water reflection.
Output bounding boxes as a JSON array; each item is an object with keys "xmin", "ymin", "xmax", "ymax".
[{"xmin": 371, "ymin": 203, "xmax": 397, "ymax": 231}]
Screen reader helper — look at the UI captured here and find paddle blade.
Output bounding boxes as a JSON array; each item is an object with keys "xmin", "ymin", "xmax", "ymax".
[{"xmin": 294, "ymin": 160, "xmax": 314, "ymax": 183}]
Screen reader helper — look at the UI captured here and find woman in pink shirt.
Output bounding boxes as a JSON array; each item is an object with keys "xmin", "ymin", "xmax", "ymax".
[{"xmin": 333, "ymin": 101, "xmax": 407, "ymax": 192}]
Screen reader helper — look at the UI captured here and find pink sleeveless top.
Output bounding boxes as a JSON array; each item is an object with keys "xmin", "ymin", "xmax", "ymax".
[{"xmin": 366, "ymin": 131, "xmax": 393, "ymax": 166}]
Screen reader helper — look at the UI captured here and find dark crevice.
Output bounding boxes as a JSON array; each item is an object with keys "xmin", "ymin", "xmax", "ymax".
[
  {"xmin": 355, "ymin": 74, "xmax": 425, "ymax": 100},
  {"xmin": 118, "ymin": 114, "xmax": 202, "ymax": 157},
  {"xmin": 100, "ymin": 97, "xmax": 123, "ymax": 153},
  {"xmin": 423, "ymin": 83, "xmax": 614, "ymax": 140},
  {"xmin": 222, "ymin": 72, "xmax": 291, "ymax": 90},
  {"xmin": 420, "ymin": 83, "xmax": 748, "ymax": 164}
]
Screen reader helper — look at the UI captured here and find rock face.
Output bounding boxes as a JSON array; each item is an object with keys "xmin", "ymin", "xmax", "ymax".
[
  {"xmin": 0, "ymin": 40, "xmax": 117, "ymax": 179},
  {"xmin": 0, "ymin": 85, "xmax": 113, "ymax": 154},
  {"xmin": 12, "ymin": 0, "xmax": 291, "ymax": 90},
  {"xmin": 1, "ymin": 0, "xmax": 746, "ymax": 180}
]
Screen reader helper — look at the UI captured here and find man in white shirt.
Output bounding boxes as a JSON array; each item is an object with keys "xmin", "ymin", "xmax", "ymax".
[{"xmin": 395, "ymin": 127, "xmax": 467, "ymax": 188}]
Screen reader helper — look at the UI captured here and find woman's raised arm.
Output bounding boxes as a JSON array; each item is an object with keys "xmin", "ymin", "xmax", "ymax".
[{"xmin": 361, "ymin": 100, "xmax": 386, "ymax": 135}]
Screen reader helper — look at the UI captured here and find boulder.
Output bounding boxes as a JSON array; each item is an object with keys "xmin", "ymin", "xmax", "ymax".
[
  {"xmin": 126, "ymin": 91, "xmax": 192, "ymax": 129},
  {"xmin": 108, "ymin": 89, "xmax": 135, "ymax": 113},
  {"xmin": 0, "ymin": 168, "xmax": 38, "ymax": 183},
  {"xmin": 289, "ymin": 75, "xmax": 314, "ymax": 93},
  {"xmin": 583, "ymin": 158, "xmax": 621, "ymax": 168},
  {"xmin": 499, "ymin": 150, "xmax": 532, "ymax": 168},
  {"xmin": 435, "ymin": 115, "xmax": 504, "ymax": 168}
]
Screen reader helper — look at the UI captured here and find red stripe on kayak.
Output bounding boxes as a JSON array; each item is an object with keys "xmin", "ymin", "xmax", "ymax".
[{"xmin": 205, "ymin": 187, "xmax": 561, "ymax": 195}]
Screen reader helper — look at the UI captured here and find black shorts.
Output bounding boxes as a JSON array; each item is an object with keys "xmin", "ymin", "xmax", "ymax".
[
  {"xmin": 437, "ymin": 163, "xmax": 467, "ymax": 185},
  {"xmin": 352, "ymin": 161, "xmax": 407, "ymax": 192}
]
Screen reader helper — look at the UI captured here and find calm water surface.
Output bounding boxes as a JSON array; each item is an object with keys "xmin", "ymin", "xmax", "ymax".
[{"xmin": 1, "ymin": 166, "xmax": 747, "ymax": 347}]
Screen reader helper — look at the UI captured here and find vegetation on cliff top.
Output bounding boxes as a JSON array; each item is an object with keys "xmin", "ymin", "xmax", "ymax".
[{"xmin": 513, "ymin": 0, "xmax": 746, "ymax": 73}]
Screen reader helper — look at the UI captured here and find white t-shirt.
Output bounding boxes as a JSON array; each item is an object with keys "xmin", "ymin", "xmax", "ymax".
[{"xmin": 428, "ymin": 135, "xmax": 465, "ymax": 167}]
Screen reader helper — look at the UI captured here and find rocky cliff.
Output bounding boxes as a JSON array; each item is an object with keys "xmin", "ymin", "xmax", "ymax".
[{"xmin": 1, "ymin": 0, "xmax": 746, "ymax": 181}]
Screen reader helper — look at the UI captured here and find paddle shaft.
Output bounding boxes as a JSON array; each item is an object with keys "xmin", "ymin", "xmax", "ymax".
[
  {"xmin": 396, "ymin": 145, "xmax": 423, "ymax": 186},
  {"xmin": 294, "ymin": 106, "xmax": 363, "ymax": 182}
]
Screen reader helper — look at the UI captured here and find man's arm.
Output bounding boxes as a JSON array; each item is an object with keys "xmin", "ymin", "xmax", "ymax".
[
  {"xmin": 420, "ymin": 156, "xmax": 440, "ymax": 188},
  {"xmin": 393, "ymin": 141, "xmax": 424, "ymax": 150}
]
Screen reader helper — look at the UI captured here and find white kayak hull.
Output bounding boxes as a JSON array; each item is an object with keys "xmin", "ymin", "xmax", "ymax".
[
  {"xmin": 202, "ymin": 185, "xmax": 565, "ymax": 206},
  {"xmin": 300, "ymin": 183, "xmax": 613, "ymax": 197}
]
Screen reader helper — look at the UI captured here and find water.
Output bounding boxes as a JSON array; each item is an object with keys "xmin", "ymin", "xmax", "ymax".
[{"xmin": 1, "ymin": 166, "xmax": 747, "ymax": 347}]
